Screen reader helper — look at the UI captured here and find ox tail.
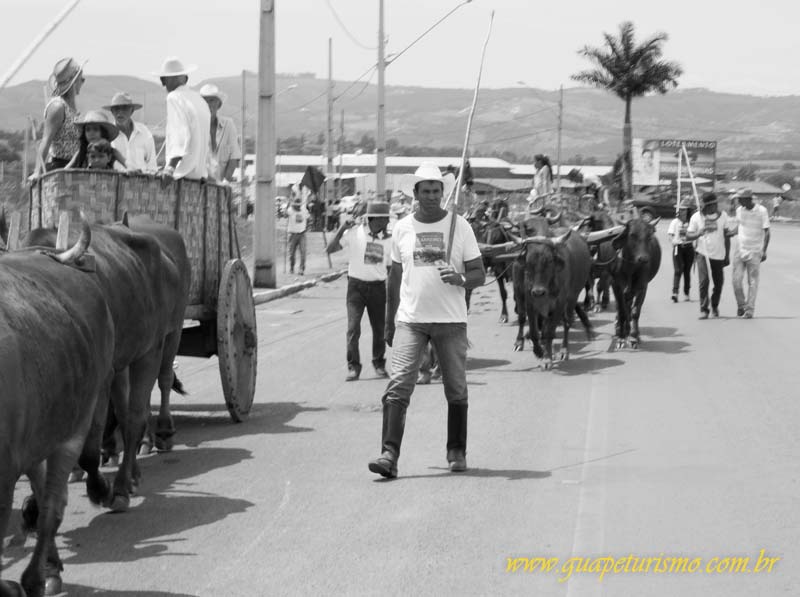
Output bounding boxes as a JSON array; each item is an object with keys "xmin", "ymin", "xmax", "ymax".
[
  {"xmin": 574, "ymin": 303, "xmax": 594, "ymax": 340},
  {"xmin": 172, "ymin": 373, "xmax": 188, "ymax": 396}
]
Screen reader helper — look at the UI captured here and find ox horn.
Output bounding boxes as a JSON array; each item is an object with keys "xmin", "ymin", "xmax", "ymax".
[
  {"xmin": 650, "ymin": 216, "xmax": 661, "ymax": 227},
  {"xmin": 55, "ymin": 212, "xmax": 91, "ymax": 264},
  {"xmin": 546, "ymin": 210, "xmax": 562, "ymax": 225},
  {"xmin": 551, "ymin": 228, "xmax": 572, "ymax": 246},
  {"xmin": 585, "ymin": 225, "xmax": 626, "ymax": 245}
]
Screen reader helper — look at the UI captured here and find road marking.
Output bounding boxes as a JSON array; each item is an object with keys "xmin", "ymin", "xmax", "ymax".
[{"xmin": 565, "ymin": 374, "xmax": 609, "ymax": 597}]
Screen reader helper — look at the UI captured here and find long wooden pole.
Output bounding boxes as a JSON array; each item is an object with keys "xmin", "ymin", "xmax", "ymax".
[
  {"xmin": 444, "ymin": 10, "xmax": 494, "ymax": 263},
  {"xmin": 0, "ymin": 0, "xmax": 81, "ymax": 92},
  {"xmin": 239, "ymin": 69, "xmax": 248, "ymax": 218},
  {"xmin": 681, "ymin": 143, "xmax": 713, "ymax": 279}
]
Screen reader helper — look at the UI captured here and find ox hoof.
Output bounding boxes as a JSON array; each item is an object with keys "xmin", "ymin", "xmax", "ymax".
[
  {"xmin": 44, "ymin": 574, "xmax": 63, "ymax": 596},
  {"xmin": 68, "ymin": 469, "xmax": 85, "ymax": 483},
  {"xmin": 559, "ymin": 350, "xmax": 569, "ymax": 361},
  {"xmin": 593, "ymin": 305, "xmax": 602, "ymax": 313},
  {"xmin": 630, "ymin": 339, "xmax": 640, "ymax": 350},
  {"xmin": 138, "ymin": 442, "xmax": 152, "ymax": 456},
  {"xmin": 540, "ymin": 359, "xmax": 554, "ymax": 370},
  {"xmin": 154, "ymin": 435, "xmax": 174, "ymax": 452},
  {"xmin": 109, "ymin": 494, "xmax": 131, "ymax": 513},
  {"xmin": 513, "ymin": 343, "xmax": 523, "ymax": 352},
  {"xmin": 499, "ymin": 315, "xmax": 508, "ymax": 324}
]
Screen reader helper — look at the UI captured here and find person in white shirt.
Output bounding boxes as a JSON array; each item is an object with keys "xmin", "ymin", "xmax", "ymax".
[
  {"xmin": 527, "ymin": 153, "xmax": 553, "ymax": 213},
  {"xmin": 685, "ymin": 192, "xmax": 737, "ymax": 319},
  {"xmin": 153, "ymin": 57, "xmax": 210, "ymax": 180},
  {"xmin": 368, "ymin": 163, "xmax": 485, "ymax": 479},
  {"xmin": 104, "ymin": 92, "xmax": 157, "ymax": 172},
  {"xmin": 667, "ymin": 198, "xmax": 695, "ymax": 302},
  {"xmin": 326, "ymin": 201, "xmax": 392, "ymax": 381},
  {"xmin": 731, "ymin": 188, "xmax": 770, "ymax": 318},
  {"xmin": 286, "ymin": 196, "xmax": 310, "ymax": 275},
  {"xmin": 199, "ymin": 84, "xmax": 242, "ymax": 182}
]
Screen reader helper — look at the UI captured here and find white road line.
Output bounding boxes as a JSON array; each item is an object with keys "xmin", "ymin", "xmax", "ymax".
[{"xmin": 565, "ymin": 373, "xmax": 609, "ymax": 597}]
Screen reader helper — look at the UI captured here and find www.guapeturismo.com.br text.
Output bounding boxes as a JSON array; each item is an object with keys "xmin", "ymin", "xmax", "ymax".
[{"xmin": 505, "ymin": 549, "xmax": 780, "ymax": 582}]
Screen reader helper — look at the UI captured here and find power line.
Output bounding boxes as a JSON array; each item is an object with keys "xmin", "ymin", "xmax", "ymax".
[
  {"xmin": 471, "ymin": 127, "xmax": 557, "ymax": 146},
  {"xmin": 326, "ymin": 0, "xmax": 376, "ymax": 50},
  {"xmin": 333, "ymin": 64, "xmax": 378, "ymax": 101},
  {"xmin": 280, "ymin": 89, "xmax": 329, "ymax": 114},
  {"xmin": 470, "ymin": 106, "xmax": 555, "ymax": 131}
]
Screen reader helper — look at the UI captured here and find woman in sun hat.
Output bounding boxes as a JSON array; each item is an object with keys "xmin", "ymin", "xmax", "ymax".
[
  {"xmin": 33, "ymin": 57, "xmax": 87, "ymax": 176},
  {"xmin": 65, "ymin": 110, "xmax": 126, "ymax": 170}
]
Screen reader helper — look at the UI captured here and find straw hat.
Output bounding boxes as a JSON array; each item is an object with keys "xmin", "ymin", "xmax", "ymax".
[
  {"xmin": 103, "ymin": 92, "xmax": 143, "ymax": 111},
  {"xmin": 76, "ymin": 110, "xmax": 119, "ymax": 141},
  {"xmin": 152, "ymin": 57, "xmax": 197, "ymax": 77},
  {"xmin": 400, "ymin": 162, "xmax": 456, "ymax": 199},
  {"xmin": 49, "ymin": 57, "xmax": 86, "ymax": 96},
  {"xmin": 199, "ymin": 84, "xmax": 227, "ymax": 105}
]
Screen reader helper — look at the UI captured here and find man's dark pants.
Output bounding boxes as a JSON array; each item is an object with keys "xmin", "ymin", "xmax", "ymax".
[
  {"xmin": 346, "ymin": 277, "xmax": 386, "ymax": 372},
  {"xmin": 696, "ymin": 254, "xmax": 725, "ymax": 313},
  {"xmin": 672, "ymin": 244, "xmax": 695, "ymax": 296}
]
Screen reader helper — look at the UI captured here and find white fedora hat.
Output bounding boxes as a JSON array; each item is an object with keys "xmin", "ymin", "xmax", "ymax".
[
  {"xmin": 199, "ymin": 83, "xmax": 228, "ymax": 105},
  {"xmin": 153, "ymin": 56, "xmax": 197, "ymax": 77},
  {"xmin": 400, "ymin": 162, "xmax": 456, "ymax": 200}
]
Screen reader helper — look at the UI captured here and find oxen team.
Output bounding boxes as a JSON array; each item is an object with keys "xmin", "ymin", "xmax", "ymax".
[
  {"xmin": 472, "ymin": 205, "xmax": 662, "ymax": 367},
  {"xmin": 0, "ymin": 211, "xmax": 189, "ymax": 596}
]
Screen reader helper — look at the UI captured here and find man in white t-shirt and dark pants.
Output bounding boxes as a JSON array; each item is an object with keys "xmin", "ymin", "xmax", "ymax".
[
  {"xmin": 326, "ymin": 201, "xmax": 393, "ymax": 381},
  {"xmin": 685, "ymin": 192, "xmax": 737, "ymax": 319},
  {"xmin": 286, "ymin": 196, "xmax": 310, "ymax": 275},
  {"xmin": 368, "ymin": 163, "xmax": 485, "ymax": 479},
  {"xmin": 731, "ymin": 188, "xmax": 770, "ymax": 318}
]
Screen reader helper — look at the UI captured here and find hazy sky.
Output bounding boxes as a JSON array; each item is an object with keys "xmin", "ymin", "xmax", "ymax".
[{"xmin": 2, "ymin": 0, "xmax": 799, "ymax": 96}]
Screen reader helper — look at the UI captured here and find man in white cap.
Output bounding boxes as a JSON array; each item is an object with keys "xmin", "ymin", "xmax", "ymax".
[
  {"xmin": 730, "ymin": 188, "xmax": 770, "ymax": 318},
  {"xmin": 199, "ymin": 84, "xmax": 242, "ymax": 182},
  {"xmin": 368, "ymin": 162, "xmax": 485, "ymax": 479},
  {"xmin": 326, "ymin": 201, "xmax": 392, "ymax": 381},
  {"xmin": 154, "ymin": 57, "xmax": 210, "ymax": 180},
  {"xmin": 104, "ymin": 92, "xmax": 157, "ymax": 172}
]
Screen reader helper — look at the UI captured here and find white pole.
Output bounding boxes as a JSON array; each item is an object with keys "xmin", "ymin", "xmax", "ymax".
[
  {"xmin": 681, "ymin": 143, "xmax": 713, "ymax": 278},
  {"xmin": 0, "ymin": 0, "xmax": 81, "ymax": 92},
  {"xmin": 239, "ymin": 69, "xmax": 248, "ymax": 218},
  {"xmin": 254, "ymin": 0, "xmax": 277, "ymax": 288},
  {"xmin": 376, "ymin": 0, "xmax": 386, "ymax": 199},
  {"xmin": 676, "ymin": 145, "xmax": 682, "ymax": 215},
  {"xmin": 555, "ymin": 84, "xmax": 563, "ymax": 194}
]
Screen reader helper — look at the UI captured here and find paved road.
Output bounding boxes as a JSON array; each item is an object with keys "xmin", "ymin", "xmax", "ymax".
[{"xmin": 5, "ymin": 223, "xmax": 799, "ymax": 596}]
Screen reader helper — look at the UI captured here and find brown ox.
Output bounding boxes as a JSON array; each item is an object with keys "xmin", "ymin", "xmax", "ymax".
[
  {"xmin": 1, "ymin": 222, "xmax": 115, "ymax": 596},
  {"xmin": 23, "ymin": 215, "xmax": 190, "ymax": 513}
]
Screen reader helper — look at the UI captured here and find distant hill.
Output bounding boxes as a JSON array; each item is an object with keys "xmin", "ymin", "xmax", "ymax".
[{"xmin": 3, "ymin": 73, "xmax": 800, "ymax": 162}]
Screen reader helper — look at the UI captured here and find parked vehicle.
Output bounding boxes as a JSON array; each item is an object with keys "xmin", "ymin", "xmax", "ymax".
[{"xmin": 631, "ymin": 186, "xmax": 680, "ymax": 221}]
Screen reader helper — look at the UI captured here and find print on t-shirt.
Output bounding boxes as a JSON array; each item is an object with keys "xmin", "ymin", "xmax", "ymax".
[
  {"xmin": 703, "ymin": 215, "xmax": 718, "ymax": 233},
  {"xmin": 414, "ymin": 232, "xmax": 446, "ymax": 266},
  {"xmin": 364, "ymin": 241, "xmax": 384, "ymax": 265},
  {"xmin": 294, "ymin": 213, "xmax": 305, "ymax": 225}
]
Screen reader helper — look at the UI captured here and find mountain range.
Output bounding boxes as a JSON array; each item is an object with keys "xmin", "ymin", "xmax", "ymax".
[{"xmin": 2, "ymin": 73, "xmax": 800, "ymax": 163}]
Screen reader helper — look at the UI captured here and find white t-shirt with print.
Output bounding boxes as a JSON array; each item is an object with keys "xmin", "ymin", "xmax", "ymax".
[
  {"xmin": 341, "ymin": 224, "xmax": 392, "ymax": 282},
  {"xmin": 687, "ymin": 210, "xmax": 733, "ymax": 260},
  {"xmin": 391, "ymin": 213, "xmax": 481, "ymax": 323},
  {"xmin": 286, "ymin": 207, "xmax": 309, "ymax": 233},
  {"xmin": 667, "ymin": 217, "xmax": 692, "ymax": 246}
]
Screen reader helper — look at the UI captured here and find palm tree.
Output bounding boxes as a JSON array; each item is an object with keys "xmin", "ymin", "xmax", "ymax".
[{"xmin": 572, "ymin": 21, "xmax": 683, "ymax": 197}]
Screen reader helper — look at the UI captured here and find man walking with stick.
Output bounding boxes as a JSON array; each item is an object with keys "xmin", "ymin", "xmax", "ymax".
[{"xmin": 368, "ymin": 163, "xmax": 485, "ymax": 478}]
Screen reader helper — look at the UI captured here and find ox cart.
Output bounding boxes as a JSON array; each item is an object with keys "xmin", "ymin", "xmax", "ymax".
[{"xmin": 7, "ymin": 170, "xmax": 257, "ymax": 422}]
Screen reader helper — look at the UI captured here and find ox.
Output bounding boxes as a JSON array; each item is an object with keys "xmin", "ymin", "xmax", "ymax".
[
  {"xmin": 608, "ymin": 217, "xmax": 661, "ymax": 349},
  {"xmin": 1, "ymin": 221, "xmax": 115, "ymax": 596},
  {"xmin": 23, "ymin": 215, "xmax": 190, "ymax": 513},
  {"xmin": 511, "ymin": 217, "xmax": 593, "ymax": 369},
  {"xmin": 472, "ymin": 211, "xmax": 560, "ymax": 323}
]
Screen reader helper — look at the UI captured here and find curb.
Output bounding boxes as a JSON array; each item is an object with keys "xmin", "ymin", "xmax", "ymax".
[{"xmin": 252, "ymin": 269, "xmax": 348, "ymax": 305}]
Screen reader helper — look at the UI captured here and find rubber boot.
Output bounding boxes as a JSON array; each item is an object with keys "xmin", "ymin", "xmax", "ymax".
[
  {"xmin": 446, "ymin": 403, "xmax": 468, "ymax": 472},
  {"xmin": 368, "ymin": 402, "xmax": 406, "ymax": 478}
]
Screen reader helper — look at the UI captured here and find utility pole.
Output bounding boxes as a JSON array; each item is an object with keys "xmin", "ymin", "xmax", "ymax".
[
  {"xmin": 22, "ymin": 123, "xmax": 29, "ymax": 182},
  {"xmin": 254, "ymin": 0, "xmax": 277, "ymax": 288},
  {"xmin": 326, "ymin": 38, "xmax": 334, "ymax": 194},
  {"xmin": 338, "ymin": 109, "xmax": 344, "ymax": 203},
  {"xmin": 555, "ymin": 84, "xmax": 563, "ymax": 194},
  {"xmin": 239, "ymin": 69, "xmax": 248, "ymax": 218},
  {"xmin": 376, "ymin": 0, "xmax": 386, "ymax": 200}
]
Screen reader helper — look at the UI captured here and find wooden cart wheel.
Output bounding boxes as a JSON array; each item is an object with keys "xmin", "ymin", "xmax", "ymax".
[{"xmin": 217, "ymin": 259, "xmax": 258, "ymax": 422}]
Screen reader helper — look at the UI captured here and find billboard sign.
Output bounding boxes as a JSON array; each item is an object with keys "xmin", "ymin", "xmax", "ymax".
[{"xmin": 633, "ymin": 139, "xmax": 716, "ymax": 186}]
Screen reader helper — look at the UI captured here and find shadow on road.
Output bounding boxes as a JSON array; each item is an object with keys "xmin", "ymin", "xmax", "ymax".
[
  {"xmin": 61, "ymin": 586, "xmax": 197, "ymax": 597},
  {"xmin": 167, "ymin": 402, "xmax": 328, "ymax": 446},
  {"xmin": 555, "ymin": 356, "xmax": 626, "ymax": 376},
  {"xmin": 390, "ymin": 468, "xmax": 552, "ymax": 481},
  {"xmin": 466, "ymin": 357, "xmax": 511, "ymax": 370},
  {"xmin": 59, "ymin": 447, "xmax": 254, "ymax": 565}
]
